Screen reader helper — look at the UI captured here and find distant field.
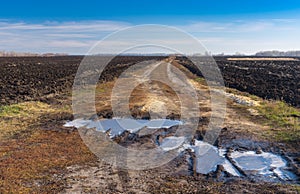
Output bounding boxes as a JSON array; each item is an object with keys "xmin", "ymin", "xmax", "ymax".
[{"xmin": 227, "ymin": 57, "xmax": 299, "ymax": 61}]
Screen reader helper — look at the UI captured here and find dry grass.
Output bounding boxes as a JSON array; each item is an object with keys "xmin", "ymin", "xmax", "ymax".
[
  {"xmin": 0, "ymin": 130, "xmax": 96, "ymax": 193},
  {"xmin": 256, "ymin": 101, "xmax": 300, "ymax": 142},
  {"xmin": 224, "ymin": 87, "xmax": 300, "ymax": 143},
  {"xmin": 0, "ymin": 102, "xmax": 56, "ymax": 140},
  {"xmin": 257, "ymin": 101, "xmax": 300, "ymax": 127},
  {"xmin": 0, "ymin": 101, "xmax": 96, "ymax": 193}
]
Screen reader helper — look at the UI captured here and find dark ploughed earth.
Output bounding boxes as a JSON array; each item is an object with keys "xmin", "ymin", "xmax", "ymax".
[
  {"xmin": 0, "ymin": 56, "xmax": 166, "ymax": 105},
  {"xmin": 177, "ymin": 56, "xmax": 300, "ymax": 107},
  {"xmin": 0, "ymin": 56, "xmax": 299, "ymax": 107}
]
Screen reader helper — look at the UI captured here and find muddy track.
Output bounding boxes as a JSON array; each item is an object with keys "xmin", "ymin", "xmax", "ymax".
[{"xmin": 61, "ymin": 59, "xmax": 299, "ymax": 193}]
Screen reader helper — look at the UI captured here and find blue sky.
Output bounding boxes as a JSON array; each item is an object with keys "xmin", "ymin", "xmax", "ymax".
[{"xmin": 1, "ymin": 0, "xmax": 300, "ymax": 54}]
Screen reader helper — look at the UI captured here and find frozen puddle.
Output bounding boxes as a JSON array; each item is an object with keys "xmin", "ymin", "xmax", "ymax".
[
  {"xmin": 231, "ymin": 151, "xmax": 298, "ymax": 181},
  {"xmin": 64, "ymin": 119, "xmax": 297, "ymax": 182},
  {"xmin": 160, "ymin": 136, "xmax": 186, "ymax": 151},
  {"xmin": 185, "ymin": 141, "xmax": 241, "ymax": 176},
  {"xmin": 186, "ymin": 141, "xmax": 297, "ymax": 181},
  {"xmin": 64, "ymin": 118, "xmax": 182, "ymax": 137}
]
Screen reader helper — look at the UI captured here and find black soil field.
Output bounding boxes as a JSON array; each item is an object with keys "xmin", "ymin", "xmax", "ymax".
[
  {"xmin": 0, "ymin": 56, "xmax": 166, "ymax": 105},
  {"xmin": 176, "ymin": 56, "xmax": 300, "ymax": 107},
  {"xmin": 2, "ymin": 56, "xmax": 299, "ymax": 107}
]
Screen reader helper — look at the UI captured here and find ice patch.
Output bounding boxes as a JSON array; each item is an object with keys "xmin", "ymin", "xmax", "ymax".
[
  {"xmin": 160, "ymin": 136, "xmax": 186, "ymax": 151},
  {"xmin": 192, "ymin": 141, "xmax": 224, "ymax": 174},
  {"xmin": 222, "ymin": 159, "xmax": 241, "ymax": 177},
  {"xmin": 186, "ymin": 141, "xmax": 297, "ymax": 178},
  {"xmin": 184, "ymin": 141, "xmax": 239, "ymax": 175},
  {"xmin": 64, "ymin": 118, "xmax": 182, "ymax": 137},
  {"xmin": 231, "ymin": 151, "xmax": 297, "ymax": 181}
]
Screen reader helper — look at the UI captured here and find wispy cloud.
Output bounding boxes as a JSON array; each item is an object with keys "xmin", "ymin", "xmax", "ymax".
[
  {"xmin": 48, "ymin": 40, "xmax": 92, "ymax": 48},
  {"xmin": 0, "ymin": 20, "xmax": 129, "ymax": 31},
  {"xmin": 178, "ymin": 19, "xmax": 298, "ymax": 33},
  {"xmin": 0, "ymin": 19, "xmax": 300, "ymax": 54},
  {"xmin": 176, "ymin": 19, "xmax": 300, "ymax": 54},
  {"xmin": 44, "ymin": 33, "xmax": 93, "ymax": 38},
  {"xmin": 0, "ymin": 20, "xmax": 130, "ymax": 54}
]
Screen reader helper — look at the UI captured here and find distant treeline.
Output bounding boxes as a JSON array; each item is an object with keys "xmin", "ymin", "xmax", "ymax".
[
  {"xmin": 0, "ymin": 51, "xmax": 68, "ymax": 57},
  {"xmin": 2, "ymin": 50, "xmax": 300, "ymax": 57},
  {"xmin": 255, "ymin": 50, "xmax": 300, "ymax": 57}
]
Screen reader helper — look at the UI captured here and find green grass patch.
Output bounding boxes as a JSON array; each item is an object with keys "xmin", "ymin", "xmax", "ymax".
[
  {"xmin": 257, "ymin": 101, "xmax": 300, "ymax": 128},
  {"xmin": 194, "ymin": 77, "xmax": 205, "ymax": 82},
  {"xmin": 0, "ymin": 101, "xmax": 68, "ymax": 140},
  {"xmin": 255, "ymin": 100, "xmax": 300, "ymax": 142},
  {"xmin": 0, "ymin": 104, "xmax": 23, "ymax": 117},
  {"xmin": 96, "ymin": 88, "xmax": 105, "ymax": 93},
  {"xmin": 194, "ymin": 77, "xmax": 207, "ymax": 85},
  {"xmin": 222, "ymin": 86, "xmax": 300, "ymax": 143}
]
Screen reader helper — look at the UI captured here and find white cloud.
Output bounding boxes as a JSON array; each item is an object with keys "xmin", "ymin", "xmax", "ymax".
[
  {"xmin": 48, "ymin": 40, "xmax": 92, "ymax": 48},
  {"xmin": 177, "ymin": 19, "xmax": 298, "ymax": 33},
  {"xmin": 44, "ymin": 33, "xmax": 94, "ymax": 38},
  {"xmin": 0, "ymin": 20, "xmax": 130, "ymax": 54},
  {"xmin": 0, "ymin": 20, "xmax": 129, "ymax": 31},
  {"xmin": 176, "ymin": 19, "xmax": 300, "ymax": 54},
  {"xmin": 0, "ymin": 19, "xmax": 299, "ymax": 54}
]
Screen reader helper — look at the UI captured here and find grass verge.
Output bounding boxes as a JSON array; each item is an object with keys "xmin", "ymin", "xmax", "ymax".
[{"xmin": 0, "ymin": 101, "xmax": 97, "ymax": 193}]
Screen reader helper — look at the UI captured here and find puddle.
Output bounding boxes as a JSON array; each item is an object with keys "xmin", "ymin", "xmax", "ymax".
[
  {"xmin": 185, "ymin": 141, "xmax": 297, "ymax": 181},
  {"xmin": 64, "ymin": 118, "xmax": 182, "ymax": 137},
  {"xmin": 160, "ymin": 136, "xmax": 186, "ymax": 151},
  {"xmin": 231, "ymin": 151, "xmax": 298, "ymax": 181},
  {"xmin": 184, "ymin": 141, "xmax": 241, "ymax": 176},
  {"xmin": 64, "ymin": 119, "xmax": 298, "ymax": 182}
]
